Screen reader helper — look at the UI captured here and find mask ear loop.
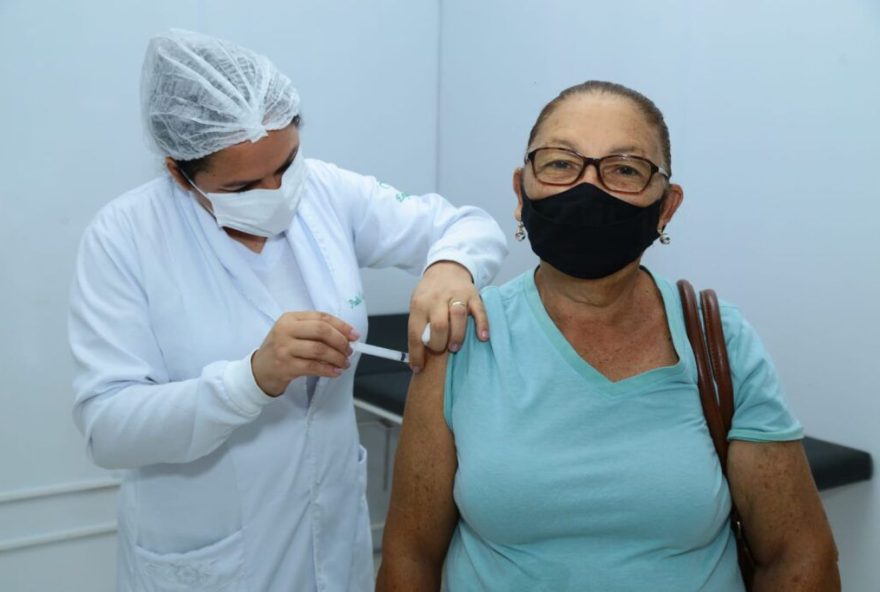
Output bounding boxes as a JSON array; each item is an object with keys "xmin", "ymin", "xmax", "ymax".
[{"xmin": 177, "ymin": 167, "xmax": 208, "ymax": 198}]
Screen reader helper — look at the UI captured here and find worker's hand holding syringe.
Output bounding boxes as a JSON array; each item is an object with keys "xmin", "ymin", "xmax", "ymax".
[
  {"xmin": 251, "ymin": 311, "xmax": 360, "ymax": 396},
  {"xmin": 250, "ymin": 312, "xmax": 426, "ymax": 397}
]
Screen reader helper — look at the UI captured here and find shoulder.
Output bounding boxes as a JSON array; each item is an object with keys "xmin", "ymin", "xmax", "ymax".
[
  {"xmin": 479, "ymin": 272, "xmax": 531, "ymax": 318},
  {"xmin": 444, "ymin": 272, "xmax": 534, "ymax": 428},
  {"xmin": 650, "ymin": 272, "xmax": 749, "ymax": 339},
  {"xmin": 86, "ymin": 176, "xmax": 174, "ymax": 235},
  {"xmin": 452, "ymin": 272, "xmax": 531, "ymax": 367},
  {"xmin": 304, "ymin": 158, "xmax": 373, "ymax": 190},
  {"xmin": 650, "ymin": 272, "xmax": 770, "ymax": 381},
  {"xmin": 657, "ymin": 273, "xmax": 780, "ymax": 383},
  {"xmin": 301, "ymin": 158, "xmax": 382, "ymax": 216},
  {"xmin": 304, "ymin": 158, "xmax": 417, "ymax": 201},
  {"xmin": 303, "ymin": 157, "xmax": 341, "ymax": 182},
  {"xmin": 78, "ymin": 176, "xmax": 180, "ymax": 272}
]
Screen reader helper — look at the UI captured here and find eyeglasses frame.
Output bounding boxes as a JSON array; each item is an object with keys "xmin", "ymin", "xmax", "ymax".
[{"xmin": 525, "ymin": 146, "xmax": 671, "ymax": 194}]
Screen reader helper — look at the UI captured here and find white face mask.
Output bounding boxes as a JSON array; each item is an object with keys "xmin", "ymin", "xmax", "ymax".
[{"xmin": 185, "ymin": 151, "xmax": 308, "ymax": 238}]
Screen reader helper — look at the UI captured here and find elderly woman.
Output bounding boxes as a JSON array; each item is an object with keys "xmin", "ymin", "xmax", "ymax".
[
  {"xmin": 376, "ymin": 81, "xmax": 839, "ymax": 591},
  {"xmin": 68, "ymin": 29, "xmax": 506, "ymax": 591}
]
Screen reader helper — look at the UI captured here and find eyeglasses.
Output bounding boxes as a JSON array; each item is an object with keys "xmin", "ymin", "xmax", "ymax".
[{"xmin": 526, "ymin": 147, "xmax": 670, "ymax": 194}]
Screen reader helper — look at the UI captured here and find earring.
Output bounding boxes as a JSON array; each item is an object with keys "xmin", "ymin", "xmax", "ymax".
[
  {"xmin": 659, "ymin": 227, "xmax": 671, "ymax": 245},
  {"xmin": 514, "ymin": 221, "xmax": 526, "ymax": 242}
]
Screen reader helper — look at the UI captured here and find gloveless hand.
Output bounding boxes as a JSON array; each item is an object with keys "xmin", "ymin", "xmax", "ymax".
[
  {"xmin": 407, "ymin": 261, "xmax": 489, "ymax": 372},
  {"xmin": 251, "ymin": 311, "xmax": 359, "ymax": 396}
]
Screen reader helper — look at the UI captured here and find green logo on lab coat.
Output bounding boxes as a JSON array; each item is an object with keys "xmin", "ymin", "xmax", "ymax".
[{"xmin": 377, "ymin": 181, "xmax": 412, "ymax": 202}]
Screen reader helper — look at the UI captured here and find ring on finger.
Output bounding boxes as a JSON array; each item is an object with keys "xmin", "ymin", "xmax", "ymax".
[{"xmin": 449, "ymin": 300, "xmax": 467, "ymax": 309}]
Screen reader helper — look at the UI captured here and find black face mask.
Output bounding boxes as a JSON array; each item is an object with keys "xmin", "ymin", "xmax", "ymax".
[{"xmin": 520, "ymin": 181, "xmax": 663, "ymax": 280}]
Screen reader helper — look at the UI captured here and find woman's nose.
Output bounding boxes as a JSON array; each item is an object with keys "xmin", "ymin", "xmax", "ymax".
[{"xmin": 578, "ymin": 163, "xmax": 601, "ymax": 185}]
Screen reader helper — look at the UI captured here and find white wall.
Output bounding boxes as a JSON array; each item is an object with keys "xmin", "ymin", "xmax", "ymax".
[
  {"xmin": 438, "ymin": 0, "xmax": 879, "ymax": 589},
  {"xmin": 0, "ymin": 1, "xmax": 438, "ymax": 589}
]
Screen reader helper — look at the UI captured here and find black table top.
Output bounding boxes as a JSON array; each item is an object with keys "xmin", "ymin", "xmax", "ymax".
[{"xmin": 356, "ymin": 314, "xmax": 873, "ymax": 492}]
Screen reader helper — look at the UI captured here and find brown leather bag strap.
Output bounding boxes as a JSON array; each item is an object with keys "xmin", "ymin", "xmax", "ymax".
[
  {"xmin": 700, "ymin": 289, "xmax": 735, "ymax": 436},
  {"xmin": 678, "ymin": 280, "xmax": 755, "ymax": 589},
  {"xmin": 676, "ymin": 279, "xmax": 728, "ymax": 465}
]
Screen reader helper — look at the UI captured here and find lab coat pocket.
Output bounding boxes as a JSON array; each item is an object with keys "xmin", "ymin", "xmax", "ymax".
[
  {"xmin": 356, "ymin": 444, "xmax": 368, "ymax": 493},
  {"xmin": 349, "ymin": 445, "xmax": 374, "ymax": 588},
  {"xmin": 133, "ymin": 529, "xmax": 246, "ymax": 592}
]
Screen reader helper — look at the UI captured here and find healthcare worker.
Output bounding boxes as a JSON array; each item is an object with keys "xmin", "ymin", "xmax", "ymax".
[{"xmin": 68, "ymin": 29, "xmax": 506, "ymax": 592}]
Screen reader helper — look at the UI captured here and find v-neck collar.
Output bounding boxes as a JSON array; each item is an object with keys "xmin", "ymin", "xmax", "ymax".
[
  {"xmin": 176, "ymin": 182, "xmax": 341, "ymax": 324},
  {"xmin": 521, "ymin": 266, "xmax": 688, "ymax": 396},
  {"xmin": 231, "ymin": 233, "xmax": 287, "ymax": 271}
]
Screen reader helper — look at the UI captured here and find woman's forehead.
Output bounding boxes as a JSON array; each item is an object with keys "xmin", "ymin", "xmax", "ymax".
[{"xmin": 535, "ymin": 94, "xmax": 660, "ymax": 156}]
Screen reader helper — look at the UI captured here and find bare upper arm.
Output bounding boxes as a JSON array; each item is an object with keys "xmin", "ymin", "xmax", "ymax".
[
  {"xmin": 380, "ymin": 350, "xmax": 459, "ymax": 568},
  {"xmin": 727, "ymin": 440, "xmax": 838, "ymax": 569}
]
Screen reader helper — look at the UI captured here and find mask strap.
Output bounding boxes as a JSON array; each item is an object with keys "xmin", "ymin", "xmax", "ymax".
[{"xmin": 177, "ymin": 167, "xmax": 207, "ymax": 198}]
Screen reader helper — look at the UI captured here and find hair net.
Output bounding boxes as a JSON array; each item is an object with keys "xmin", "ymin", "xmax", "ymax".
[{"xmin": 141, "ymin": 29, "xmax": 300, "ymax": 161}]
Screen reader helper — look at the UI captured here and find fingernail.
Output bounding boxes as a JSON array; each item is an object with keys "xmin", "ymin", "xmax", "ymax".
[
  {"xmin": 480, "ymin": 330, "xmax": 489, "ymax": 340},
  {"xmin": 347, "ymin": 345, "xmax": 354, "ymax": 356},
  {"xmin": 449, "ymin": 343, "xmax": 460, "ymax": 352},
  {"xmin": 350, "ymin": 329, "xmax": 361, "ymax": 340},
  {"xmin": 411, "ymin": 366, "xmax": 422, "ymax": 374},
  {"xmin": 333, "ymin": 367, "xmax": 344, "ymax": 376}
]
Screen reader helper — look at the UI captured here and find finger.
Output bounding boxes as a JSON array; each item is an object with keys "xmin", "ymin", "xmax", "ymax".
[
  {"xmin": 289, "ymin": 339, "xmax": 351, "ymax": 370},
  {"xmin": 447, "ymin": 299, "xmax": 469, "ymax": 352},
  {"xmin": 407, "ymin": 312, "xmax": 427, "ymax": 372},
  {"xmin": 287, "ymin": 311, "xmax": 360, "ymax": 341},
  {"xmin": 426, "ymin": 302, "xmax": 449, "ymax": 353},
  {"xmin": 295, "ymin": 359, "xmax": 346, "ymax": 379},
  {"xmin": 469, "ymin": 296, "xmax": 490, "ymax": 342},
  {"xmin": 286, "ymin": 317, "xmax": 354, "ymax": 355}
]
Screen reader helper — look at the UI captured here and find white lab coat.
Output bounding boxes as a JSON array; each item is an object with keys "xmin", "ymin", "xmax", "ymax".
[{"xmin": 68, "ymin": 159, "xmax": 506, "ymax": 592}]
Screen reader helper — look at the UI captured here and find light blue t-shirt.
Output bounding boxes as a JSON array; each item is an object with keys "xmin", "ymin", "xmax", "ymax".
[{"xmin": 443, "ymin": 269, "xmax": 802, "ymax": 592}]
